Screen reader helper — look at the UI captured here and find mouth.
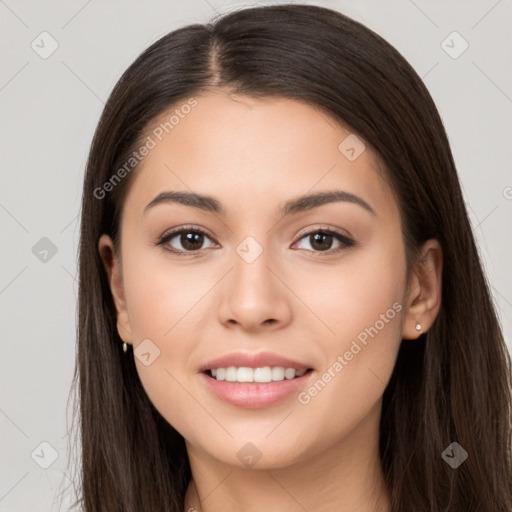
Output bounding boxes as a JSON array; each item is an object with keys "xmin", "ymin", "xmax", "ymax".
[{"xmin": 198, "ymin": 352, "xmax": 315, "ymax": 409}]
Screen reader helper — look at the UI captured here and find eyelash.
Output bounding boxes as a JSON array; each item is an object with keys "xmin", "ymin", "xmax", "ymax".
[{"xmin": 155, "ymin": 224, "xmax": 355, "ymax": 257}]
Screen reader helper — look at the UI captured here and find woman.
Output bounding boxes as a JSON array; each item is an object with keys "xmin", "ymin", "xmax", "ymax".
[{"xmin": 68, "ymin": 4, "xmax": 512, "ymax": 511}]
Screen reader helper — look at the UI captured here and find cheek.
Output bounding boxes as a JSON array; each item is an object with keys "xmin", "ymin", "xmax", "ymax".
[
  {"xmin": 121, "ymin": 239, "xmax": 207, "ymax": 341},
  {"xmin": 292, "ymin": 239, "xmax": 406, "ymax": 435},
  {"xmin": 293, "ymin": 234, "xmax": 406, "ymax": 347},
  {"xmin": 120, "ymin": 244, "xmax": 218, "ymax": 434}
]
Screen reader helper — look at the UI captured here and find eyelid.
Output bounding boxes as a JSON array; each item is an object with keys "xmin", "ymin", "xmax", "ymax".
[
  {"xmin": 160, "ymin": 224, "xmax": 217, "ymax": 242},
  {"xmin": 293, "ymin": 223, "xmax": 353, "ymax": 242}
]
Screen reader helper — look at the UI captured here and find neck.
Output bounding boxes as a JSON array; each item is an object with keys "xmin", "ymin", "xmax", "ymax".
[{"xmin": 183, "ymin": 401, "xmax": 391, "ymax": 512}]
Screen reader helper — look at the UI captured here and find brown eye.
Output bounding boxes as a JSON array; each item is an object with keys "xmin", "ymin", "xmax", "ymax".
[
  {"xmin": 308, "ymin": 232, "xmax": 334, "ymax": 251},
  {"xmin": 294, "ymin": 228, "xmax": 354, "ymax": 254},
  {"xmin": 179, "ymin": 231, "xmax": 205, "ymax": 251},
  {"xmin": 158, "ymin": 227, "xmax": 217, "ymax": 255}
]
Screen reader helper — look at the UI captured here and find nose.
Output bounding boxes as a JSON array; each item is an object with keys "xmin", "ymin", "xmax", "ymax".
[{"xmin": 216, "ymin": 243, "xmax": 293, "ymax": 333}]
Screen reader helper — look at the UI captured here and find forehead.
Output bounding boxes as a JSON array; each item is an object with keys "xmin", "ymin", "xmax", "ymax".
[{"xmin": 122, "ymin": 91, "xmax": 397, "ymax": 221}]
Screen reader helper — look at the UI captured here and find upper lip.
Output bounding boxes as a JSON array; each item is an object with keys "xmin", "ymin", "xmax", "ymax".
[{"xmin": 199, "ymin": 351, "xmax": 312, "ymax": 372}]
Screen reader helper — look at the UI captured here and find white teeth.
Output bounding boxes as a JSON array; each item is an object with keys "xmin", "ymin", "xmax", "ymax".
[
  {"xmin": 225, "ymin": 367, "xmax": 237, "ymax": 382},
  {"xmin": 271, "ymin": 366, "xmax": 285, "ymax": 381},
  {"xmin": 209, "ymin": 366, "xmax": 308, "ymax": 383},
  {"xmin": 237, "ymin": 367, "xmax": 254, "ymax": 382},
  {"xmin": 254, "ymin": 366, "xmax": 272, "ymax": 382},
  {"xmin": 284, "ymin": 368, "xmax": 296, "ymax": 380}
]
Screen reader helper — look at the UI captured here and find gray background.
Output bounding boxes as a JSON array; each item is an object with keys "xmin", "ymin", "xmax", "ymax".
[{"xmin": 1, "ymin": 0, "xmax": 511, "ymax": 510}]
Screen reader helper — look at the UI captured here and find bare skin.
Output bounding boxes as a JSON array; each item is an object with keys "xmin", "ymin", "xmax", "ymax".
[{"xmin": 99, "ymin": 91, "xmax": 442, "ymax": 512}]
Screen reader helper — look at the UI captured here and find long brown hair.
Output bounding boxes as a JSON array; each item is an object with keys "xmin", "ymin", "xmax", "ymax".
[{"xmin": 66, "ymin": 4, "xmax": 512, "ymax": 511}]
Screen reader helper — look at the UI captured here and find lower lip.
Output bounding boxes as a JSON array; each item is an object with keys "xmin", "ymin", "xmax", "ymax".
[{"xmin": 199, "ymin": 371, "xmax": 314, "ymax": 409}]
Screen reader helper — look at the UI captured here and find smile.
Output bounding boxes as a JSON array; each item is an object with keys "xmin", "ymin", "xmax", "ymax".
[{"xmin": 198, "ymin": 351, "xmax": 315, "ymax": 408}]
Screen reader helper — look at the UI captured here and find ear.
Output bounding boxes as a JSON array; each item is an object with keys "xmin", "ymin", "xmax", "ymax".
[
  {"xmin": 98, "ymin": 234, "xmax": 133, "ymax": 345},
  {"xmin": 401, "ymin": 238, "xmax": 443, "ymax": 339}
]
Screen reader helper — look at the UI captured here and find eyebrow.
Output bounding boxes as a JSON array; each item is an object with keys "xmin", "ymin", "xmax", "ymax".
[{"xmin": 143, "ymin": 189, "xmax": 376, "ymax": 217}]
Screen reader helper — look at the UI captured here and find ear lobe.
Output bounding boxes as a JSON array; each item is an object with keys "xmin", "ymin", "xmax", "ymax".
[
  {"xmin": 98, "ymin": 234, "xmax": 133, "ymax": 344},
  {"xmin": 401, "ymin": 239, "xmax": 443, "ymax": 340}
]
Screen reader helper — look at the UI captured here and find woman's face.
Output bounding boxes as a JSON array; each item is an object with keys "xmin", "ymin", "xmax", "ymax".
[{"xmin": 100, "ymin": 91, "xmax": 413, "ymax": 469}]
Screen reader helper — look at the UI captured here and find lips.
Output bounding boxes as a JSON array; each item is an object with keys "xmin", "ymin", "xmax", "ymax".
[{"xmin": 198, "ymin": 351, "xmax": 315, "ymax": 408}]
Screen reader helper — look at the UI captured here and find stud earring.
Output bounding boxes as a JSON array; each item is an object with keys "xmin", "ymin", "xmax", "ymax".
[
  {"xmin": 415, "ymin": 324, "xmax": 422, "ymax": 333},
  {"xmin": 122, "ymin": 342, "xmax": 128, "ymax": 353}
]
